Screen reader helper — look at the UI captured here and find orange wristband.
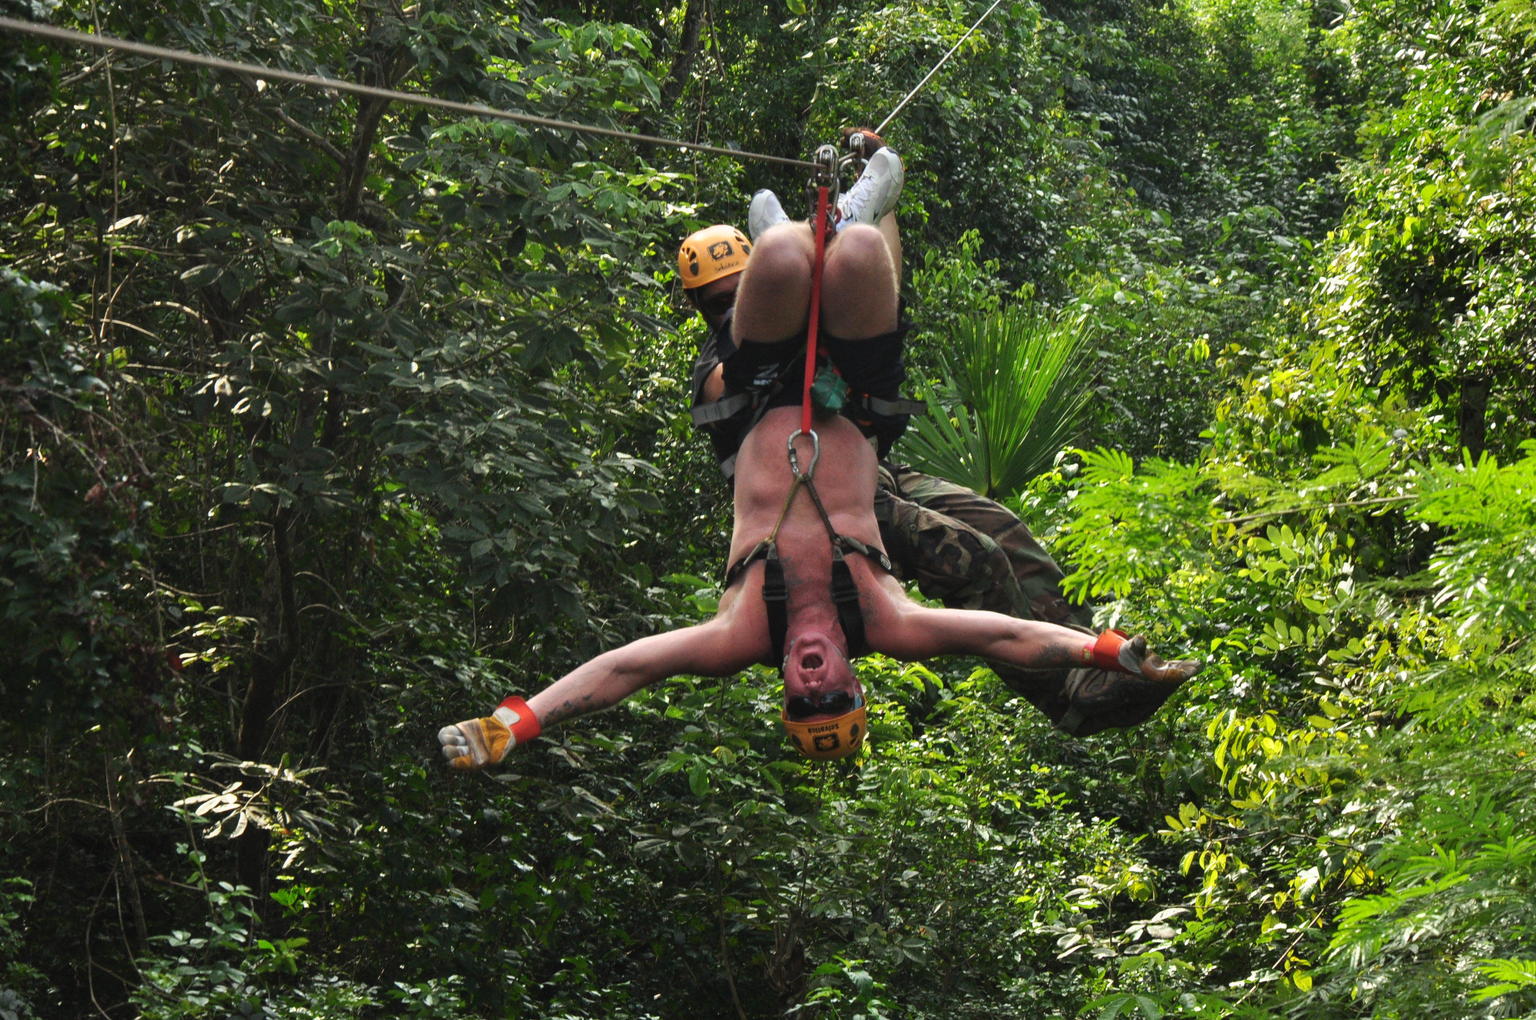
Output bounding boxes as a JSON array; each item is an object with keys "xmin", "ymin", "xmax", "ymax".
[
  {"xmin": 1082, "ymin": 629, "xmax": 1131, "ymax": 673},
  {"xmin": 497, "ymin": 695, "xmax": 542, "ymax": 744}
]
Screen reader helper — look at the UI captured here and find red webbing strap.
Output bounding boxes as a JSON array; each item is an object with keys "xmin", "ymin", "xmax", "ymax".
[{"xmin": 801, "ymin": 185, "xmax": 831, "ymax": 434}]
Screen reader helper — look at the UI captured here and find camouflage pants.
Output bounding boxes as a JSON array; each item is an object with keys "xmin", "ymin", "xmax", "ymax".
[
  {"xmin": 873, "ymin": 464, "xmax": 1179, "ymax": 735},
  {"xmin": 873, "ymin": 465, "xmax": 1089, "ymax": 627}
]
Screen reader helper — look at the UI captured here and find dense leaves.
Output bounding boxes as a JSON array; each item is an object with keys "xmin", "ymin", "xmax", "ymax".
[{"xmin": 2, "ymin": 0, "xmax": 1534, "ymax": 1016}]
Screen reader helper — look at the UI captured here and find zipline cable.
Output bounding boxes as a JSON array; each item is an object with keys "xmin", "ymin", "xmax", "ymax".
[
  {"xmin": 0, "ymin": 16, "xmax": 818, "ymax": 170},
  {"xmin": 873, "ymin": 0, "xmax": 1009, "ymax": 136}
]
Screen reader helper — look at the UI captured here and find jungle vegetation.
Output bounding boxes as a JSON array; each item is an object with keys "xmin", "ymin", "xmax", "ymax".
[{"xmin": 2, "ymin": 0, "xmax": 1534, "ymax": 1016}]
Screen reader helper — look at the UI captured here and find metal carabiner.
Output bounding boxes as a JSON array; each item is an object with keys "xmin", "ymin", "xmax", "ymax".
[
  {"xmin": 786, "ymin": 428, "xmax": 820, "ymax": 480},
  {"xmin": 812, "ymin": 144, "xmax": 840, "ymax": 186}
]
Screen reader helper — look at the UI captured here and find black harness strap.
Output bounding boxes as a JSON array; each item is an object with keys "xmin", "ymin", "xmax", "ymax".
[
  {"xmin": 829, "ymin": 550, "xmax": 866, "ymax": 658},
  {"xmin": 695, "ymin": 379, "xmax": 924, "ymax": 430},
  {"xmin": 720, "ymin": 463, "xmax": 893, "ymax": 666},
  {"xmin": 693, "ymin": 337, "xmax": 921, "ymax": 480},
  {"xmin": 860, "ymin": 393, "xmax": 925, "ymax": 417},
  {"xmin": 691, "ymin": 352, "xmax": 799, "ymax": 479},
  {"xmin": 762, "ymin": 548, "xmax": 790, "ymax": 664},
  {"xmin": 738, "ymin": 539, "xmax": 877, "ymax": 665},
  {"xmin": 690, "ymin": 392, "xmax": 754, "ymax": 425}
]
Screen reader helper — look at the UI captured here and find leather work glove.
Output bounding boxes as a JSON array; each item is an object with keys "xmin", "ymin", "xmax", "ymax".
[
  {"xmin": 842, "ymin": 125, "xmax": 888, "ymax": 158},
  {"xmin": 437, "ymin": 696, "xmax": 541, "ymax": 770}
]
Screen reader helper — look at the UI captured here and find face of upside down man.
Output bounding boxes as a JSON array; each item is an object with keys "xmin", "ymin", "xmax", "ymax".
[{"xmin": 780, "ymin": 632, "xmax": 866, "ymax": 760}]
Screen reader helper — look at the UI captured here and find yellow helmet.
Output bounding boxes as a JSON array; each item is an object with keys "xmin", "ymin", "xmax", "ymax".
[
  {"xmin": 677, "ymin": 225, "xmax": 751, "ymax": 289},
  {"xmin": 781, "ymin": 703, "xmax": 867, "ymax": 760}
]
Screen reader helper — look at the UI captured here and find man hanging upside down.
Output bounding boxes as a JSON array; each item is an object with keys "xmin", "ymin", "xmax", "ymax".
[
  {"xmin": 676, "ymin": 130, "xmax": 1199, "ymax": 738},
  {"xmin": 439, "ymin": 184, "xmax": 1203, "ymax": 767}
]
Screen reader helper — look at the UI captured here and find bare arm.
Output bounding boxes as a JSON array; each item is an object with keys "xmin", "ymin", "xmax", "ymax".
[
  {"xmin": 869, "ymin": 588, "xmax": 1200, "ymax": 683},
  {"xmin": 529, "ymin": 619, "xmax": 759, "ymax": 727},
  {"xmin": 439, "ymin": 612, "xmax": 766, "ymax": 770},
  {"xmin": 875, "ymin": 602, "xmax": 1089, "ymax": 671}
]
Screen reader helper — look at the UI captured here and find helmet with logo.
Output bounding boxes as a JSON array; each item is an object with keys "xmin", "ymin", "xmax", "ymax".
[
  {"xmin": 781, "ymin": 700, "xmax": 867, "ymax": 760},
  {"xmin": 677, "ymin": 225, "xmax": 751, "ymax": 290}
]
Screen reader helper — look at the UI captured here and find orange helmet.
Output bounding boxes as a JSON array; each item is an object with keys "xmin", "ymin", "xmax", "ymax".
[
  {"xmin": 677, "ymin": 225, "xmax": 751, "ymax": 289},
  {"xmin": 781, "ymin": 702, "xmax": 867, "ymax": 760}
]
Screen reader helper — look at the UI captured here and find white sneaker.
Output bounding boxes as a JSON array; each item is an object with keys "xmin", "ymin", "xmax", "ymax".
[
  {"xmin": 836, "ymin": 147, "xmax": 903, "ymax": 229},
  {"xmin": 748, "ymin": 189, "xmax": 790, "ymax": 239}
]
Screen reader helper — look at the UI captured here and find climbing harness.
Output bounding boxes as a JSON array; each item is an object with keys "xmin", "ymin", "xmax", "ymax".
[
  {"xmin": 687, "ymin": 136, "xmax": 919, "ymax": 478},
  {"xmin": 768, "ymin": 356, "xmax": 876, "ymax": 760},
  {"xmin": 722, "ymin": 136, "xmax": 921, "ymax": 747},
  {"xmin": 722, "ymin": 425, "xmax": 892, "ymax": 668},
  {"xmin": 729, "ymin": 146, "xmax": 878, "ymax": 666}
]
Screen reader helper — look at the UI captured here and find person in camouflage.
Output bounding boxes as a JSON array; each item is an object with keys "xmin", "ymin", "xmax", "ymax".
[{"xmin": 874, "ymin": 465, "xmax": 1184, "ymax": 735}]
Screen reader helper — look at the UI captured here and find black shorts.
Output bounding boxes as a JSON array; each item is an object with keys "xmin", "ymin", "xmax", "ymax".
[{"xmin": 691, "ymin": 320, "xmax": 913, "ymax": 474}]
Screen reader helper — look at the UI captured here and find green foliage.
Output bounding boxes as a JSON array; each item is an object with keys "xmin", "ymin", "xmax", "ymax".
[
  {"xmin": 902, "ymin": 304, "xmax": 1094, "ymax": 500},
  {"xmin": 0, "ymin": 878, "xmax": 43, "ymax": 1019},
  {"xmin": 1300, "ymin": 0, "xmax": 1536, "ymax": 458},
  {"xmin": 1053, "ymin": 448, "xmax": 1212, "ymax": 603},
  {"xmin": 3, "ymin": 0, "xmax": 1535, "ymax": 1015},
  {"xmin": 1029, "ymin": 423, "xmax": 1536, "ymax": 1017},
  {"xmin": 904, "ymin": 227, "xmax": 1009, "ymax": 365},
  {"xmin": 1413, "ymin": 443, "xmax": 1536, "ymax": 635}
]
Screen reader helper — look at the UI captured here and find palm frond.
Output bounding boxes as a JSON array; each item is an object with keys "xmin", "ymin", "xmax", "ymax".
[{"xmin": 903, "ymin": 305, "xmax": 1094, "ymax": 499}]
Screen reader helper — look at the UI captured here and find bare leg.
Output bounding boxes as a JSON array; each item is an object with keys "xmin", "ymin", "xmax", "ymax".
[
  {"xmin": 821, "ymin": 223, "xmax": 898, "ymax": 340},
  {"xmin": 733, "ymin": 222, "xmax": 814, "ymax": 344},
  {"xmin": 732, "ymin": 222, "xmax": 898, "ymax": 347},
  {"xmin": 875, "ymin": 213, "xmax": 902, "ymax": 290}
]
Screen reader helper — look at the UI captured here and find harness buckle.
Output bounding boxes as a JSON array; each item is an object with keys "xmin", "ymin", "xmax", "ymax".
[{"xmin": 786, "ymin": 428, "xmax": 820, "ymax": 480}]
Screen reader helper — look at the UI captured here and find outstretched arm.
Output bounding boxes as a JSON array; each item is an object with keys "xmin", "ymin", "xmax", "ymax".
[
  {"xmin": 439, "ymin": 616, "xmax": 764, "ymax": 770},
  {"xmin": 529, "ymin": 621, "xmax": 757, "ymax": 726},
  {"xmin": 873, "ymin": 597, "xmax": 1201, "ymax": 684}
]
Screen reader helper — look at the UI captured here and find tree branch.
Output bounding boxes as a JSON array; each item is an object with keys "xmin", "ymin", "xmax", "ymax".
[
  {"xmin": 1218, "ymin": 493, "xmax": 1416, "ymax": 526},
  {"xmin": 237, "ymin": 71, "xmax": 348, "ymax": 166}
]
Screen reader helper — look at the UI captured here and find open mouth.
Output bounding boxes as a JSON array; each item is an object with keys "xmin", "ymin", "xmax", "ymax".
[{"xmin": 801, "ymin": 652, "xmax": 824, "ymax": 670}]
